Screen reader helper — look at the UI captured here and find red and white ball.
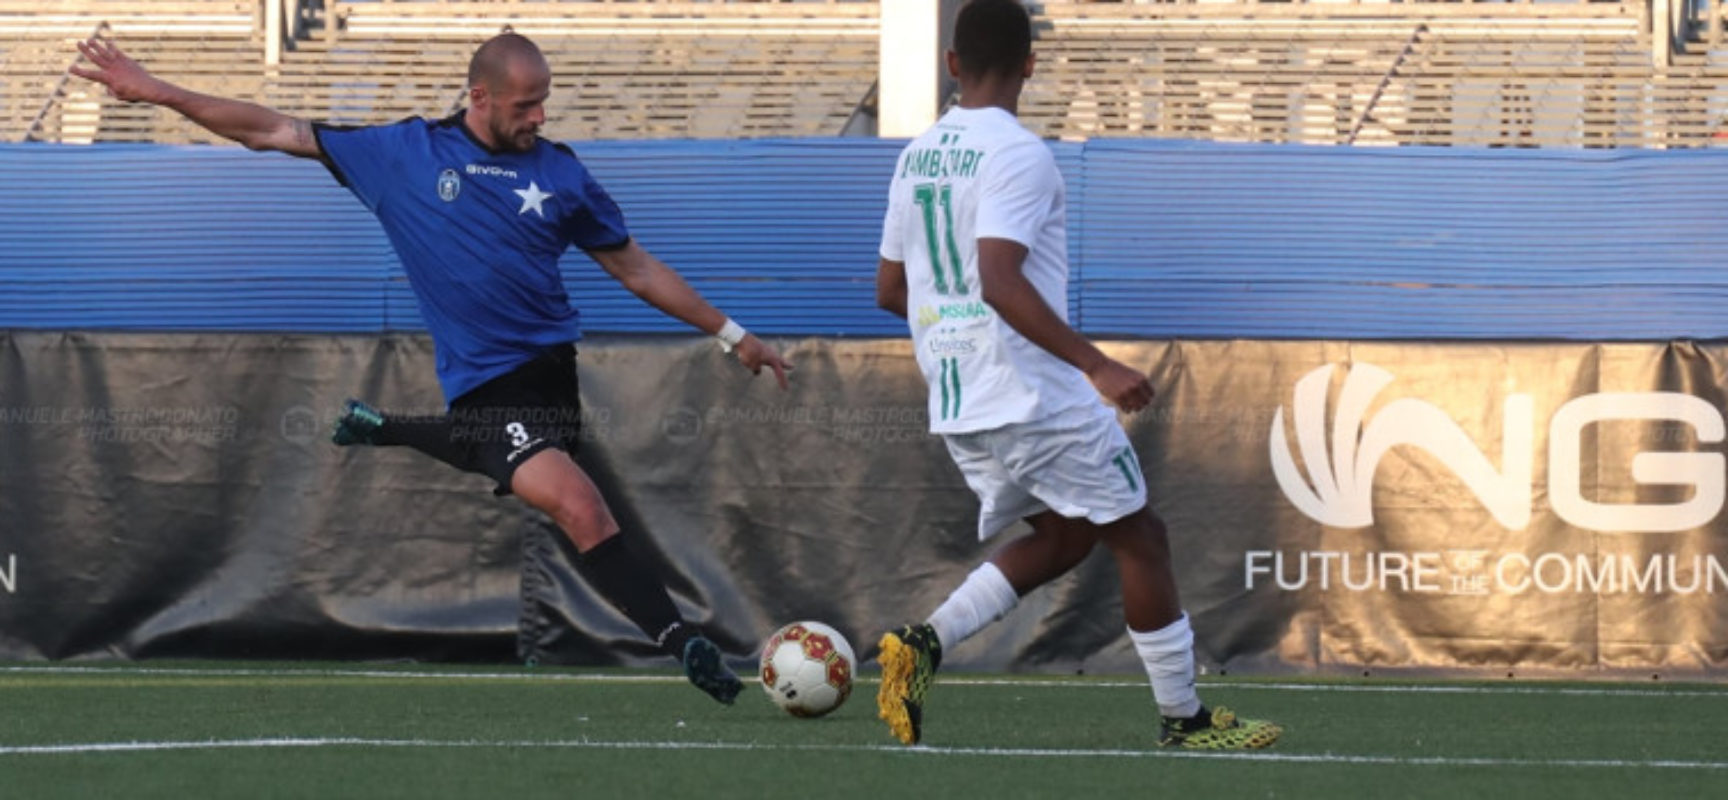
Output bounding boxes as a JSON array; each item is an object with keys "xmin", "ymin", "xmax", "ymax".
[{"xmin": 758, "ymin": 620, "xmax": 855, "ymax": 718}]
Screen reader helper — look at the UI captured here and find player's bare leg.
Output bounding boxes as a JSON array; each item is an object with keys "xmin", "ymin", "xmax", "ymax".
[
  {"xmin": 513, "ymin": 449, "xmax": 742, "ymax": 705},
  {"xmin": 1096, "ymin": 507, "xmax": 1281, "ymax": 748},
  {"xmin": 1093, "ymin": 508, "xmax": 1182, "ymax": 631},
  {"xmin": 510, "ymin": 449, "xmax": 617, "ymax": 549},
  {"xmin": 987, "ymin": 511, "xmax": 1102, "ymax": 593}
]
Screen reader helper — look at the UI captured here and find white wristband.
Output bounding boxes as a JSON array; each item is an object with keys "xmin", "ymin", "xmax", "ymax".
[{"xmin": 716, "ymin": 318, "xmax": 747, "ymax": 354}]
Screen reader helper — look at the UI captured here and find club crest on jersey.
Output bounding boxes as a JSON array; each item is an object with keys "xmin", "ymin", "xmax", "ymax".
[{"xmin": 436, "ymin": 169, "xmax": 461, "ymax": 202}]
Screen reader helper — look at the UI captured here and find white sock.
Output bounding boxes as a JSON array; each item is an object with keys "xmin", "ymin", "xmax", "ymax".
[
  {"xmin": 926, "ymin": 562, "xmax": 1019, "ymax": 653},
  {"xmin": 1129, "ymin": 613, "xmax": 1202, "ymax": 719}
]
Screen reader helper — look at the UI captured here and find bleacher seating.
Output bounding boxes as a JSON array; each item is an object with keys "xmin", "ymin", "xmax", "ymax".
[
  {"xmin": 7, "ymin": 0, "xmax": 1728, "ymax": 147},
  {"xmin": 1021, "ymin": 2, "xmax": 1728, "ymax": 148},
  {"xmin": 0, "ymin": 2, "xmax": 259, "ymax": 143},
  {"xmin": 8, "ymin": 0, "xmax": 880, "ymax": 143}
]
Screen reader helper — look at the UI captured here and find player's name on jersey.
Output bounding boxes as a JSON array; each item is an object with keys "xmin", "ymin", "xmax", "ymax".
[{"xmin": 900, "ymin": 147, "xmax": 984, "ymax": 180}]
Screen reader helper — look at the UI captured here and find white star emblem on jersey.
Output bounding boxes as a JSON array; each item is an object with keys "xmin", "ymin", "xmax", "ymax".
[{"xmin": 514, "ymin": 181, "xmax": 553, "ymax": 218}]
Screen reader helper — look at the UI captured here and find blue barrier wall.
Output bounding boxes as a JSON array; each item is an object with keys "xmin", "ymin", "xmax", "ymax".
[{"xmin": 4, "ymin": 138, "xmax": 1727, "ymax": 339}]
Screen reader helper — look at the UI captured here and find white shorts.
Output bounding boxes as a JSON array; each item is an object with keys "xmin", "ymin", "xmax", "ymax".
[{"xmin": 942, "ymin": 402, "xmax": 1149, "ymax": 541}]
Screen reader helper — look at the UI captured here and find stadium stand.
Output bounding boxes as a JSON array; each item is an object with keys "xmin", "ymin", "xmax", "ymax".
[
  {"xmin": 1022, "ymin": 2, "xmax": 1723, "ymax": 147},
  {"xmin": 4, "ymin": 0, "xmax": 1728, "ymax": 147},
  {"xmin": 9, "ymin": 0, "xmax": 880, "ymax": 143},
  {"xmin": 1, "ymin": 1, "xmax": 262, "ymax": 144}
]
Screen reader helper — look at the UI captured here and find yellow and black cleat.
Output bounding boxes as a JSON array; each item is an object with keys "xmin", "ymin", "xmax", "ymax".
[
  {"xmin": 875, "ymin": 623, "xmax": 942, "ymax": 745},
  {"xmin": 1158, "ymin": 706, "xmax": 1282, "ymax": 749}
]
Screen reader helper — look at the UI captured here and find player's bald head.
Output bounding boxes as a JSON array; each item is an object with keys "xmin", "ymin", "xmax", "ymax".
[
  {"xmin": 465, "ymin": 32, "xmax": 552, "ymax": 152},
  {"xmin": 467, "ymin": 33, "xmax": 548, "ymax": 90}
]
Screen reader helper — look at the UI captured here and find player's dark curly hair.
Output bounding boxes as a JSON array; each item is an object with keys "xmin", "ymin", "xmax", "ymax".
[{"xmin": 953, "ymin": 0, "xmax": 1032, "ymax": 79}]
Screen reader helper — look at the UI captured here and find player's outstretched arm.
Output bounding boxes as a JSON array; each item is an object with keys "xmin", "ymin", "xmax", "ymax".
[
  {"xmin": 977, "ymin": 237, "xmax": 1154, "ymax": 412},
  {"xmin": 70, "ymin": 38, "xmax": 321, "ymax": 158},
  {"xmin": 590, "ymin": 240, "xmax": 793, "ymax": 390}
]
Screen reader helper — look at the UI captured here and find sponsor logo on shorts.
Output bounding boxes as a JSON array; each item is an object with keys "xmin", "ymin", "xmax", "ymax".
[{"xmin": 506, "ymin": 438, "xmax": 545, "ymax": 464}]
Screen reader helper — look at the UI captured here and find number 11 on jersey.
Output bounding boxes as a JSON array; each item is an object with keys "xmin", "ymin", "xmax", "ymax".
[{"xmin": 914, "ymin": 182, "xmax": 968, "ymax": 296}]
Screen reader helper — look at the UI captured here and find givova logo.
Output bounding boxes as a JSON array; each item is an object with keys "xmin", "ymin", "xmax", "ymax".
[{"xmin": 1270, "ymin": 363, "xmax": 1726, "ymax": 533}]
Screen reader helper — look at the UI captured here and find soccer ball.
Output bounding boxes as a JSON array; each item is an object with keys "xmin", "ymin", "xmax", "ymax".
[{"xmin": 758, "ymin": 621, "xmax": 855, "ymax": 718}]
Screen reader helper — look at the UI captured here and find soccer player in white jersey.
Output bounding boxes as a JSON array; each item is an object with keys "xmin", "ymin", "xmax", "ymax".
[{"xmin": 872, "ymin": 0, "xmax": 1281, "ymax": 749}]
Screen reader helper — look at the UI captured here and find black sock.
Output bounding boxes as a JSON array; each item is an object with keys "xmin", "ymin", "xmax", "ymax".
[
  {"xmin": 374, "ymin": 415, "xmax": 472, "ymax": 471},
  {"xmin": 1171, "ymin": 706, "xmax": 1211, "ymax": 727},
  {"xmin": 563, "ymin": 532, "xmax": 699, "ymax": 660}
]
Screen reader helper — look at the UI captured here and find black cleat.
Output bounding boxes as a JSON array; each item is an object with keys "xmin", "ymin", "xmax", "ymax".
[
  {"xmin": 683, "ymin": 636, "xmax": 742, "ymax": 705},
  {"xmin": 331, "ymin": 399, "xmax": 385, "ymax": 446}
]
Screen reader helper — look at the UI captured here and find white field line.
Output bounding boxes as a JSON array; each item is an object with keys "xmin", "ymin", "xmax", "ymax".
[
  {"xmin": 0, "ymin": 737, "xmax": 1724, "ymax": 771},
  {"xmin": 1, "ymin": 664, "xmax": 1724, "ymax": 699}
]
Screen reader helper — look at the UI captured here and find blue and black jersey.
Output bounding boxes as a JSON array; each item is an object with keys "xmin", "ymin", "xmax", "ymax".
[{"xmin": 315, "ymin": 112, "xmax": 630, "ymax": 403}]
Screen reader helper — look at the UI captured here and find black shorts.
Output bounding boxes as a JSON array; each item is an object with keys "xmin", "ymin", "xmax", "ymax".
[{"xmin": 448, "ymin": 344, "xmax": 582, "ymax": 495}]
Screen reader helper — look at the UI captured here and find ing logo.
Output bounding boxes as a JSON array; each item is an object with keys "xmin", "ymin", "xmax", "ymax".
[{"xmin": 1269, "ymin": 363, "xmax": 1725, "ymax": 533}]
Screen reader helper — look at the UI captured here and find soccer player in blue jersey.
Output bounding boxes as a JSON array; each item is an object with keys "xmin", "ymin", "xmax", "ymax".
[{"xmin": 72, "ymin": 33, "xmax": 791, "ymax": 704}]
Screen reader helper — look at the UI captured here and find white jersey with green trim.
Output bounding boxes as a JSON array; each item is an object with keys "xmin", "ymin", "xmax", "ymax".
[{"xmin": 879, "ymin": 106, "xmax": 1097, "ymax": 434}]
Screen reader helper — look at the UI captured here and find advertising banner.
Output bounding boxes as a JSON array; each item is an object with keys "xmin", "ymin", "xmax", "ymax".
[
  {"xmin": 1135, "ymin": 340, "xmax": 1728, "ymax": 676},
  {"xmin": 1, "ymin": 333, "xmax": 1722, "ymax": 677}
]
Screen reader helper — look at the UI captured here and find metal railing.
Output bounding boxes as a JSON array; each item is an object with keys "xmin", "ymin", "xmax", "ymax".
[{"xmin": 23, "ymin": 21, "xmax": 108, "ymax": 142}]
